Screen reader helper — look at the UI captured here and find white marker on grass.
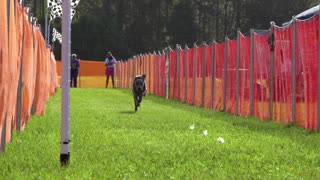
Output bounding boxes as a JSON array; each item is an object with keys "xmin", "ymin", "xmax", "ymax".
[
  {"xmin": 217, "ymin": 137, "xmax": 224, "ymax": 143},
  {"xmin": 189, "ymin": 124, "xmax": 195, "ymax": 130},
  {"xmin": 203, "ymin": 130, "xmax": 208, "ymax": 136}
]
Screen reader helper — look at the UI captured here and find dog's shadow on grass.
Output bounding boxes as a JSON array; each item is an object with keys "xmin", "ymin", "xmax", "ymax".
[{"xmin": 119, "ymin": 110, "xmax": 136, "ymax": 115}]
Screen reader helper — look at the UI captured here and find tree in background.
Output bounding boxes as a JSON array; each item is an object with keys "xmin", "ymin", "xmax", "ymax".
[{"xmin": 24, "ymin": 0, "xmax": 316, "ymax": 61}]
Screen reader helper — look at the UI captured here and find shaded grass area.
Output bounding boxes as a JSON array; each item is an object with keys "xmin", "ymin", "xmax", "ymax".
[{"xmin": 1, "ymin": 88, "xmax": 320, "ymax": 179}]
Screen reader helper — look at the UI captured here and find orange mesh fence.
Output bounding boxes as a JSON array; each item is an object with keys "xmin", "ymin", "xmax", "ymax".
[
  {"xmin": 186, "ymin": 48, "xmax": 194, "ymax": 104},
  {"xmin": 194, "ymin": 46, "xmax": 203, "ymax": 106},
  {"xmin": 156, "ymin": 53, "xmax": 166, "ymax": 98},
  {"xmin": 273, "ymin": 25, "xmax": 293, "ymax": 123},
  {"xmin": 115, "ymin": 12, "xmax": 318, "ymax": 131},
  {"xmin": 226, "ymin": 39, "xmax": 237, "ymax": 114},
  {"xmin": 50, "ymin": 13, "xmax": 318, "ymax": 132},
  {"xmin": 149, "ymin": 54, "xmax": 155, "ymax": 94},
  {"xmin": 253, "ymin": 32, "xmax": 270, "ymax": 120},
  {"xmin": 6, "ymin": 0, "xmax": 19, "ymax": 143},
  {"xmin": 179, "ymin": 49, "xmax": 185, "ymax": 101},
  {"xmin": 239, "ymin": 33, "xmax": 251, "ymax": 116},
  {"xmin": 296, "ymin": 15, "xmax": 319, "ymax": 129},
  {"xmin": 169, "ymin": 49, "xmax": 177, "ymax": 99},
  {"xmin": 204, "ymin": 44, "xmax": 213, "ymax": 109},
  {"xmin": 0, "ymin": 0, "xmax": 9, "ymax": 150},
  {"xmin": 0, "ymin": 1, "xmax": 58, "ymax": 151},
  {"xmin": 56, "ymin": 60, "xmax": 117, "ymax": 88},
  {"xmin": 213, "ymin": 42, "xmax": 225, "ymax": 111}
]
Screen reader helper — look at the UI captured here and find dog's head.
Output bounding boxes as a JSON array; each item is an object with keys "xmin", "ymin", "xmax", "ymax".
[{"xmin": 134, "ymin": 74, "xmax": 146, "ymax": 93}]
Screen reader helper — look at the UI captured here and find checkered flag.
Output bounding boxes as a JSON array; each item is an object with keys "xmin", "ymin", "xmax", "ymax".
[
  {"xmin": 47, "ymin": 0, "xmax": 61, "ymax": 8},
  {"xmin": 48, "ymin": 0, "xmax": 80, "ymax": 9},
  {"xmin": 49, "ymin": 0, "xmax": 79, "ymax": 21},
  {"xmin": 50, "ymin": 4, "xmax": 62, "ymax": 21},
  {"xmin": 71, "ymin": 0, "xmax": 81, "ymax": 8},
  {"xmin": 52, "ymin": 28, "xmax": 62, "ymax": 44}
]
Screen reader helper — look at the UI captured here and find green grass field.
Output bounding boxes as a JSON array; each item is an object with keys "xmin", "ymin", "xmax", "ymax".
[{"xmin": 1, "ymin": 88, "xmax": 320, "ymax": 179}]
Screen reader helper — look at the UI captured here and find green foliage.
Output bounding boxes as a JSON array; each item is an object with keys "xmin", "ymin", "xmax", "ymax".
[
  {"xmin": 29, "ymin": 0, "xmax": 315, "ymax": 60},
  {"xmin": 2, "ymin": 88, "xmax": 320, "ymax": 178}
]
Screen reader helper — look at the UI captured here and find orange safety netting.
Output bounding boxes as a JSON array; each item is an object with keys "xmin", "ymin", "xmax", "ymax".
[
  {"xmin": 56, "ymin": 60, "xmax": 109, "ymax": 88},
  {"xmin": 186, "ymin": 48, "xmax": 194, "ymax": 104},
  {"xmin": 107, "ymin": 13, "xmax": 319, "ymax": 131},
  {"xmin": 179, "ymin": 49, "xmax": 185, "ymax": 101},
  {"xmin": 238, "ymin": 33, "xmax": 251, "ymax": 116},
  {"xmin": 253, "ymin": 32, "xmax": 271, "ymax": 120},
  {"xmin": 296, "ymin": 15, "xmax": 319, "ymax": 129},
  {"xmin": 194, "ymin": 46, "xmax": 203, "ymax": 106},
  {"xmin": 273, "ymin": 25, "xmax": 293, "ymax": 123},
  {"xmin": 213, "ymin": 42, "xmax": 225, "ymax": 111},
  {"xmin": 204, "ymin": 44, "xmax": 213, "ymax": 109},
  {"xmin": 0, "ymin": 0, "xmax": 9, "ymax": 149},
  {"xmin": 226, "ymin": 39, "xmax": 237, "ymax": 114},
  {"xmin": 169, "ymin": 49, "xmax": 177, "ymax": 99},
  {"xmin": 0, "ymin": 0, "xmax": 58, "ymax": 151}
]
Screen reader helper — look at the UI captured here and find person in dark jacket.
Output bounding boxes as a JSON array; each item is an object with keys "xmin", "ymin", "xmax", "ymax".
[{"xmin": 70, "ymin": 54, "xmax": 80, "ymax": 87}]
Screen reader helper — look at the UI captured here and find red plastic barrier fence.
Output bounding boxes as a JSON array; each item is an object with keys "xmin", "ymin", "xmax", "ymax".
[
  {"xmin": 204, "ymin": 44, "xmax": 213, "ymax": 108},
  {"xmin": 179, "ymin": 48, "xmax": 185, "ymax": 101},
  {"xmin": 226, "ymin": 39, "xmax": 237, "ymax": 114},
  {"xmin": 194, "ymin": 46, "xmax": 203, "ymax": 106},
  {"xmin": 169, "ymin": 49, "xmax": 177, "ymax": 99},
  {"xmin": 296, "ymin": 15, "xmax": 319, "ymax": 129},
  {"xmin": 0, "ymin": 1, "xmax": 58, "ymax": 151},
  {"xmin": 115, "ymin": 12, "xmax": 319, "ymax": 131},
  {"xmin": 239, "ymin": 33, "xmax": 251, "ymax": 116},
  {"xmin": 253, "ymin": 32, "xmax": 271, "ymax": 120},
  {"xmin": 213, "ymin": 42, "xmax": 225, "ymax": 111}
]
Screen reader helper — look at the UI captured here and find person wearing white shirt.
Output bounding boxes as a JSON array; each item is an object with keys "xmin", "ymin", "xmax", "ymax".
[{"xmin": 105, "ymin": 51, "xmax": 116, "ymax": 88}]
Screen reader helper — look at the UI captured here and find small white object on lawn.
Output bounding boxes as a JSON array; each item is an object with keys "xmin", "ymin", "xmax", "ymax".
[
  {"xmin": 189, "ymin": 124, "xmax": 195, "ymax": 130},
  {"xmin": 203, "ymin": 130, "xmax": 208, "ymax": 136},
  {"xmin": 217, "ymin": 137, "xmax": 224, "ymax": 143}
]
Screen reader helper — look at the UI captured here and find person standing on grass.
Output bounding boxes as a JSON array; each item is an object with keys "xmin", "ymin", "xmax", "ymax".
[
  {"xmin": 70, "ymin": 54, "xmax": 80, "ymax": 88},
  {"xmin": 105, "ymin": 51, "xmax": 116, "ymax": 88}
]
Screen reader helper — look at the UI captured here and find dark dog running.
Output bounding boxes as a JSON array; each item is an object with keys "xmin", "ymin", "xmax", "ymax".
[{"xmin": 133, "ymin": 74, "xmax": 147, "ymax": 111}]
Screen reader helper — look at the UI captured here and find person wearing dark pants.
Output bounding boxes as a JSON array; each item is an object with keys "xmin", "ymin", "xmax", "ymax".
[
  {"xmin": 105, "ymin": 51, "xmax": 116, "ymax": 88},
  {"xmin": 70, "ymin": 54, "xmax": 80, "ymax": 88}
]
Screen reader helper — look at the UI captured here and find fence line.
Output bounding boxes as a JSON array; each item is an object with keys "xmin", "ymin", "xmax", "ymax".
[
  {"xmin": 0, "ymin": 0, "xmax": 58, "ymax": 152},
  {"xmin": 116, "ymin": 12, "xmax": 320, "ymax": 130}
]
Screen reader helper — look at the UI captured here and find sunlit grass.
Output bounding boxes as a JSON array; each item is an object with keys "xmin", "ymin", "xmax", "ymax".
[{"xmin": 1, "ymin": 88, "xmax": 320, "ymax": 179}]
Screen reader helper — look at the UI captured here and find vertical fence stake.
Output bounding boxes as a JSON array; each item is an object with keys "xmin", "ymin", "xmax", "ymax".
[
  {"xmin": 173, "ymin": 45, "xmax": 178, "ymax": 99},
  {"xmin": 177, "ymin": 45, "xmax": 181, "ymax": 100},
  {"xmin": 211, "ymin": 40, "xmax": 216, "ymax": 109},
  {"xmin": 149, "ymin": 53, "xmax": 151, "ymax": 94},
  {"xmin": 166, "ymin": 48, "xmax": 170, "ymax": 99},
  {"xmin": 184, "ymin": 45, "xmax": 188, "ymax": 103},
  {"xmin": 236, "ymin": 29, "xmax": 241, "ymax": 116},
  {"xmin": 269, "ymin": 22, "xmax": 275, "ymax": 120},
  {"xmin": 292, "ymin": 17, "xmax": 297, "ymax": 125},
  {"xmin": 1, "ymin": 116, "xmax": 6, "ymax": 153},
  {"xmin": 126, "ymin": 60, "xmax": 128, "ymax": 88},
  {"xmin": 161, "ymin": 50, "xmax": 165, "ymax": 97},
  {"xmin": 317, "ymin": 8, "xmax": 320, "ymax": 130},
  {"xmin": 223, "ymin": 36, "xmax": 228, "ymax": 111},
  {"xmin": 16, "ymin": 0, "xmax": 25, "ymax": 131},
  {"xmin": 192, "ymin": 43, "xmax": 197, "ymax": 105},
  {"xmin": 250, "ymin": 29, "xmax": 255, "ymax": 116},
  {"xmin": 201, "ymin": 42, "xmax": 206, "ymax": 107}
]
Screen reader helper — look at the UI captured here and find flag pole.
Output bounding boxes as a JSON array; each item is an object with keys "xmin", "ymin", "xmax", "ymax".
[{"xmin": 60, "ymin": 0, "xmax": 71, "ymax": 166}]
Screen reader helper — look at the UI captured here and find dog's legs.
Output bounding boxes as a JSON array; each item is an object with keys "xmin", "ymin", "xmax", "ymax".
[
  {"xmin": 134, "ymin": 93, "xmax": 138, "ymax": 111},
  {"xmin": 138, "ymin": 94, "xmax": 142, "ymax": 106}
]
